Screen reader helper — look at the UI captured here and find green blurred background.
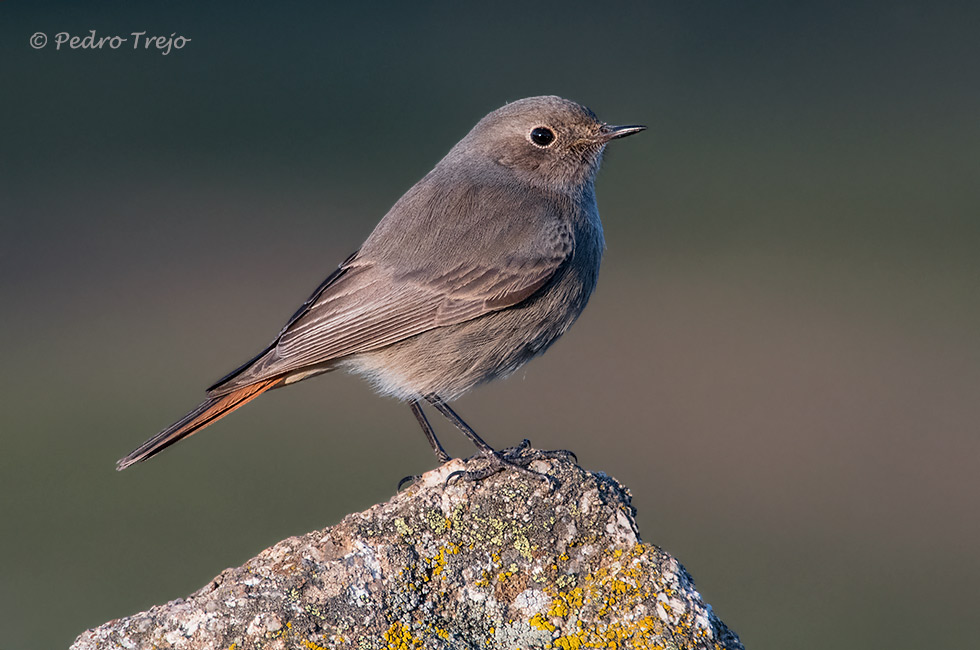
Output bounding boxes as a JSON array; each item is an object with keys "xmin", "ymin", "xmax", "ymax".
[{"xmin": 2, "ymin": 1, "xmax": 978, "ymax": 648}]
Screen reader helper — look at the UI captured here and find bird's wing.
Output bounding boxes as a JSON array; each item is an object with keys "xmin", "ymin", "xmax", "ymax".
[{"xmin": 208, "ymin": 178, "xmax": 574, "ymax": 395}]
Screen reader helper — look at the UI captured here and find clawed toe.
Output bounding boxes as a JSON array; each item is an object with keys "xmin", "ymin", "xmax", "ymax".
[
  {"xmin": 500, "ymin": 440, "xmax": 577, "ymax": 465},
  {"xmin": 397, "ymin": 474, "xmax": 422, "ymax": 491},
  {"xmin": 499, "ymin": 438, "xmax": 532, "ymax": 457},
  {"xmin": 444, "ymin": 463, "xmax": 503, "ymax": 485}
]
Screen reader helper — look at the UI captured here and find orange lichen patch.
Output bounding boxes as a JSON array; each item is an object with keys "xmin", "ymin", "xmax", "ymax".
[
  {"xmin": 474, "ymin": 569, "xmax": 492, "ymax": 587},
  {"xmin": 425, "ymin": 542, "xmax": 461, "ymax": 578},
  {"xmin": 530, "ymin": 612, "xmax": 557, "ymax": 633},
  {"xmin": 383, "ymin": 621, "xmax": 424, "ymax": 650},
  {"xmin": 547, "ymin": 586, "xmax": 585, "ymax": 618}
]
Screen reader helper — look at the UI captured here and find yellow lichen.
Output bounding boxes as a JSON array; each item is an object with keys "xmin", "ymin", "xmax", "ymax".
[
  {"xmin": 393, "ymin": 517, "xmax": 413, "ymax": 537},
  {"xmin": 425, "ymin": 509, "xmax": 450, "ymax": 534},
  {"xmin": 530, "ymin": 544, "xmax": 699, "ymax": 650},
  {"xmin": 383, "ymin": 621, "xmax": 423, "ymax": 649},
  {"xmin": 514, "ymin": 533, "xmax": 532, "ymax": 560}
]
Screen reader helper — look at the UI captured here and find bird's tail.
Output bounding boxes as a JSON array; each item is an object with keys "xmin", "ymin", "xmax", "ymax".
[{"xmin": 116, "ymin": 377, "xmax": 283, "ymax": 471}]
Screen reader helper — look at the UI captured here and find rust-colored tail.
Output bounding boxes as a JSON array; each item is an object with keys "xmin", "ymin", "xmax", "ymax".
[{"xmin": 116, "ymin": 377, "xmax": 283, "ymax": 471}]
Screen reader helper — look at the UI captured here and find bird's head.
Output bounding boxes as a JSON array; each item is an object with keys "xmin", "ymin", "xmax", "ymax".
[{"xmin": 456, "ymin": 95, "xmax": 644, "ymax": 192}]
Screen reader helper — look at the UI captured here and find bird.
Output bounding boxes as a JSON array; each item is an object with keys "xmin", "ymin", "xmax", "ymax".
[{"xmin": 116, "ymin": 95, "xmax": 644, "ymax": 478}]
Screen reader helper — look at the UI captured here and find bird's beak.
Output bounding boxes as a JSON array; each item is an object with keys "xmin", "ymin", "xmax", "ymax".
[{"xmin": 598, "ymin": 124, "xmax": 647, "ymax": 142}]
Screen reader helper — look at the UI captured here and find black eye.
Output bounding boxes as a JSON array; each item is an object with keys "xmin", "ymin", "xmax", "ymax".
[{"xmin": 530, "ymin": 126, "xmax": 555, "ymax": 147}]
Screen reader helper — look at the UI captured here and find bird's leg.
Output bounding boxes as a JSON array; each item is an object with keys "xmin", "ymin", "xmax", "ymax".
[
  {"xmin": 424, "ymin": 395, "xmax": 567, "ymax": 488},
  {"xmin": 424, "ymin": 395, "xmax": 496, "ymax": 454},
  {"xmin": 397, "ymin": 400, "xmax": 454, "ymax": 492},
  {"xmin": 410, "ymin": 399, "xmax": 452, "ymax": 463}
]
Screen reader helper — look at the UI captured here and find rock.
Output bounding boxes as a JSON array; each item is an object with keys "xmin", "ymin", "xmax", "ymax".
[{"xmin": 72, "ymin": 452, "xmax": 743, "ymax": 649}]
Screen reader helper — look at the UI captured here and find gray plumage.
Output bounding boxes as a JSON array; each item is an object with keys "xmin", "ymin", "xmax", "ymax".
[{"xmin": 117, "ymin": 96, "xmax": 643, "ymax": 471}]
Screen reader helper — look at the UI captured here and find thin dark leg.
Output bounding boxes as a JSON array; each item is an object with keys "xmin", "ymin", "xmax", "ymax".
[
  {"xmin": 410, "ymin": 399, "xmax": 451, "ymax": 463},
  {"xmin": 419, "ymin": 395, "xmax": 574, "ymax": 490},
  {"xmin": 424, "ymin": 395, "xmax": 496, "ymax": 455}
]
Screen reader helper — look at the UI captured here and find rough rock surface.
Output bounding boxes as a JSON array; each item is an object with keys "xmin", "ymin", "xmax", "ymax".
[{"xmin": 72, "ymin": 453, "xmax": 743, "ymax": 649}]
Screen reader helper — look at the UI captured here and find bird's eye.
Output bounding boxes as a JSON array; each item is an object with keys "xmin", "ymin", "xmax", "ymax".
[{"xmin": 529, "ymin": 126, "xmax": 556, "ymax": 147}]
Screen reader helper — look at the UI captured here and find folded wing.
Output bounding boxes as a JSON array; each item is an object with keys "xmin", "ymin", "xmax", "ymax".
[{"xmin": 208, "ymin": 177, "xmax": 574, "ymax": 396}]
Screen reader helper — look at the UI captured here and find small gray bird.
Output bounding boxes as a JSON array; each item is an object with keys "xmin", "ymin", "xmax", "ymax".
[{"xmin": 117, "ymin": 96, "xmax": 644, "ymax": 476}]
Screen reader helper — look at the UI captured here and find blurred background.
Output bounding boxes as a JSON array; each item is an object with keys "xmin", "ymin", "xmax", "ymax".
[{"xmin": 1, "ymin": 1, "xmax": 978, "ymax": 648}]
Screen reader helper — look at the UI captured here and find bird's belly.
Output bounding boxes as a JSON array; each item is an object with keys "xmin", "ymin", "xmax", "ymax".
[{"xmin": 340, "ymin": 263, "xmax": 597, "ymax": 401}]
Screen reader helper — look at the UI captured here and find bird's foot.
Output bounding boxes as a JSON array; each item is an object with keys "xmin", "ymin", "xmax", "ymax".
[
  {"xmin": 499, "ymin": 438, "xmax": 578, "ymax": 464},
  {"xmin": 397, "ymin": 474, "xmax": 422, "ymax": 492},
  {"xmin": 445, "ymin": 439, "xmax": 578, "ymax": 489},
  {"xmin": 397, "ymin": 450, "xmax": 456, "ymax": 491}
]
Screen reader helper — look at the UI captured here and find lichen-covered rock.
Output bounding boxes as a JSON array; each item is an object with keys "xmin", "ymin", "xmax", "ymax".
[{"xmin": 72, "ymin": 453, "xmax": 742, "ymax": 650}]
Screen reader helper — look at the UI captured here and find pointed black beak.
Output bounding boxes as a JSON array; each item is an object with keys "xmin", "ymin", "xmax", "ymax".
[{"xmin": 598, "ymin": 124, "xmax": 646, "ymax": 142}]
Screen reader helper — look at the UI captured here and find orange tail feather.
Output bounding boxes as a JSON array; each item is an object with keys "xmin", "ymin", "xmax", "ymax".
[{"xmin": 116, "ymin": 377, "xmax": 283, "ymax": 471}]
